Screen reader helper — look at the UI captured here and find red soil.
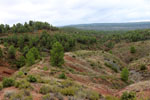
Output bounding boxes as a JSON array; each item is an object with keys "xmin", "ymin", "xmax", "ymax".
[{"xmin": 0, "ymin": 66, "xmax": 16, "ymax": 81}]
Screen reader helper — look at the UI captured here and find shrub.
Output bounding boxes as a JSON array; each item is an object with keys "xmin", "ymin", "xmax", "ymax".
[
  {"xmin": 10, "ymin": 92, "xmax": 33, "ymax": 100},
  {"xmin": 60, "ymin": 87, "xmax": 77, "ymax": 96},
  {"xmin": 27, "ymin": 75, "xmax": 37, "ymax": 83},
  {"xmin": 2, "ymin": 78, "xmax": 15, "ymax": 88},
  {"xmin": 15, "ymin": 79, "xmax": 32, "ymax": 89},
  {"xmin": 42, "ymin": 94, "xmax": 51, "ymax": 100},
  {"xmin": 43, "ymin": 66, "xmax": 48, "ymax": 71},
  {"xmin": 121, "ymin": 92, "xmax": 136, "ymax": 100},
  {"xmin": 140, "ymin": 64, "xmax": 147, "ymax": 70},
  {"xmin": 50, "ymin": 42, "xmax": 64, "ymax": 67},
  {"xmin": 16, "ymin": 71, "xmax": 24, "ymax": 78},
  {"xmin": 40, "ymin": 85, "xmax": 51, "ymax": 94},
  {"xmin": 59, "ymin": 73, "xmax": 67, "ymax": 79},
  {"xmin": 86, "ymin": 90, "xmax": 100, "ymax": 100},
  {"xmin": 121, "ymin": 67, "xmax": 129, "ymax": 82},
  {"xmin": 8, "ymin": 45, "xmax": 16, "ymax": 59},
  {"xmin": 130, "ymin": 46, "xmax": 136, "ymax": 54}
]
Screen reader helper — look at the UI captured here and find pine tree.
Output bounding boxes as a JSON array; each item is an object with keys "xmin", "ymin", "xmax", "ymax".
[
  {"xmin": 50, "ymin": 42, "xmax": 64, "ymax": 67},
  {"xmin": 30, "ymin": 47, "xmax": 40, "ymax": 60},
  {"xmin": 121, "ymin": 67, "xmax": 129, "ymax": 82},
  {"xmin": 16, "ymin": 56, "xmax": 25, "ymax": 68},
  {"xmin": 8, "ymin": 45, "xmax": 16, "ymax": 59},
  {"xmin": 26, "ymin": 51, "xmax": 35, "ymax": 66},
  {"xmin": 0, "ymin": 47, "xmax": 3, "ymax": 58}
]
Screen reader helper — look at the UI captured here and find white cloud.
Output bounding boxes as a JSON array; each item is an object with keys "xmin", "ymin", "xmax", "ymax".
[{"xmin": 0, "ymin": 0, "xmax": 150, "ymax": 26}]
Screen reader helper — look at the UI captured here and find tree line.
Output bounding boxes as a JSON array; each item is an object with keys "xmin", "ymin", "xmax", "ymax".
[{"xmin": 0, "ymin": 21, "xmax": 58, "ymax": 34}]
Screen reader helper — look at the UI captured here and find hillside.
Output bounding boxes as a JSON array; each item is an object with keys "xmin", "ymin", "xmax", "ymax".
[
  {"xmin": 63, "ymin": 22, "xmax": 150, "ymax": 31},
  {"xmin": 1, "ymin": 21, "xmax": 150, "ymax": 100}
]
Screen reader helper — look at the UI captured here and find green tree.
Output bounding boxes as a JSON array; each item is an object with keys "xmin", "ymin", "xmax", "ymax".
[
  {"xmin": 50, "ymin": 42, "xmax": 64, "ymax": 67},
  {"xmin": 26, "ymin": 51, "xmax": 35, "ymax": 66},
  {"xmin": 8, "ymin": 45, "xmax": 16, "ymax": 59},
  {"xmin": 121, "ymin": 67, "xmax": 129, "ymax": 82},
  {"xmin": 23, "ymin": 46, "xmax": 29, "ymax": 56},
  {"xmin": 16, "ymin": 56, "xmax": 25, "ymax": 68},
  {"xmin": 130, "ymin": 46, "xmax": 136, "ymax": 53},
  {"xmin": 0, "ymin": 47, "xmax": 3, "ymax": 58},
  {"xmin": 30, "ymin": 47, "xmax": 40, "ymax": 60}
]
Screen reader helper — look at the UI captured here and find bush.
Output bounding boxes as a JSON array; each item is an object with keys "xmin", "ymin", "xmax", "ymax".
[
  {"xmin": 8, "ymin": 45, "xmax": 16, "ymax": 59},
  {"xmin": 121, "ymin": 92, "xmax": 136, "ymax": 100},
  {"xmin": 42, "ymin": 94, "xmax": 51, "ymax": 100},
  {"xmin": 140, "ymin": 64, "xmax": 147, "ymax": 70},
  {"xmin": 2, "ymin": 78, "xmax": 15, "ymax": 88},
  {"xmin": 59, "ymin": 73, "xmax": 67, "ymax": 79},
  {"xmin": 60, "ymin": 87, "xmax": 77, "ymax": 96},
  {"xmin": 27, "ymin": 75, "xmax": 37, "ymax": 83},
  {"xmin": 121, "ymin": 67, "xmax": 129, "ymax": 82},
  {"xmin": 43, "ymin": 66, "xmax": 48, "ymax": 71},
  {"xmin": 15, "ymin": 79, "xmax": 32, "ymax": 89},
  {"xmin": 86, "ymin": 90, "xmax": 100, "ymax": 100},
  {"xmin": 50, "ymin": 42, "xmax": 64, "ymax": 67},
  {"xmin": 10, "ymin": 92, "xmax": 33, "ymax": 100},
  {"xmin": 40, "ymin": 85, "xmax": 51, "ymax": 94},
  {"xmin": 130, "ymin": 46, "xmax": 136, "ymax": 54}
]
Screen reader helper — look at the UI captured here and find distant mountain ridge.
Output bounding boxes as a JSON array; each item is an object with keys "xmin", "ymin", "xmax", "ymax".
[{"xmin": 63, "ymin": 22, "xmax": 150, "ymax": 31}]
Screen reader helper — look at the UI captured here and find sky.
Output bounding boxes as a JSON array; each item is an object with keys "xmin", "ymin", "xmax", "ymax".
[{"xmin": 0, "ymin": 0, "xmax": 150, "ymax": 26}]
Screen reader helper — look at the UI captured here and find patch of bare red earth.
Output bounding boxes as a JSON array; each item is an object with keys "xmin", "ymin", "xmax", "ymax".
[{"xmin": 0, "ymin": 60, "xmax": 16, "ymax": 81}]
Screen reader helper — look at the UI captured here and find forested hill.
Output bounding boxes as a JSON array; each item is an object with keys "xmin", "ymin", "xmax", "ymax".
[{"xmin": 63, "ymin": 22, "xmax": 150, "ymax": 31}]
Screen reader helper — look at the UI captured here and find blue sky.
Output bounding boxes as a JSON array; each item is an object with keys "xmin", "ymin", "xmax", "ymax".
[{"xmin": 0, "ymin": 0, "xmax": 150, "ymax": 26}]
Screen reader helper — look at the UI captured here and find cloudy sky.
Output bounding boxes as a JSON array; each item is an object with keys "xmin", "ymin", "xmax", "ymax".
[{"xmin": 0, "ymin": 0, "xmax": 150, "ymax": 26}]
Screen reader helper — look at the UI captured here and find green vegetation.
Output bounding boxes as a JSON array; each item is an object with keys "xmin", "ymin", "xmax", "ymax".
[
  {"xmin": 59, "ymin": 73, "xmax": 67, "ymax": 79},
  {"xmin": 2, "ymin": 78, "xmax": 15, "ymax": 88},
  {"xmin": 130, "ymin": 46, "xmax": 136, "ymax": 54},
  {"xmin": 1, "ymin": 21, "xmax": 150, "ymax": 100},
  {"xmin": 121, "ymin": 67, "xmax": 129, "ymax": 82},
  {"xmin": 27, "ymin": 75, "xmax": 37, "ymax": 83},
  {"xmin": 0, "ymin": 20, "xmax": 58, "ymax": 34},
  {"xmin": 8, "ymin": 45, "xmax": 16, "ymax": 59},
  {"xmin": 140, "ymin": 64, "xmax": 147, "ymax": 70},
  {"xmin": 26, "ymin": 50, "xmax": 35, "ymax": 66},
  {"xmin": 121, "ymin": 92, "xmax": 136, "ymax": 100},
  {"xmin": 16, "ymin": 56, "xmax": 26, "ymax": 68},
  {"xmin": 0, "ymin": 47, "xmax": 3, "ymax": 57},
  {"xmin": 50, "ymin": 42, "xmax": 64, "ymax": 67},
  {"xmin": 40, "ymin": 85, "xmax": 51, "ymax": 94},
  {"xmin": 42, "ymin": 94, "xmax": 51, "ymax": 100}
]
